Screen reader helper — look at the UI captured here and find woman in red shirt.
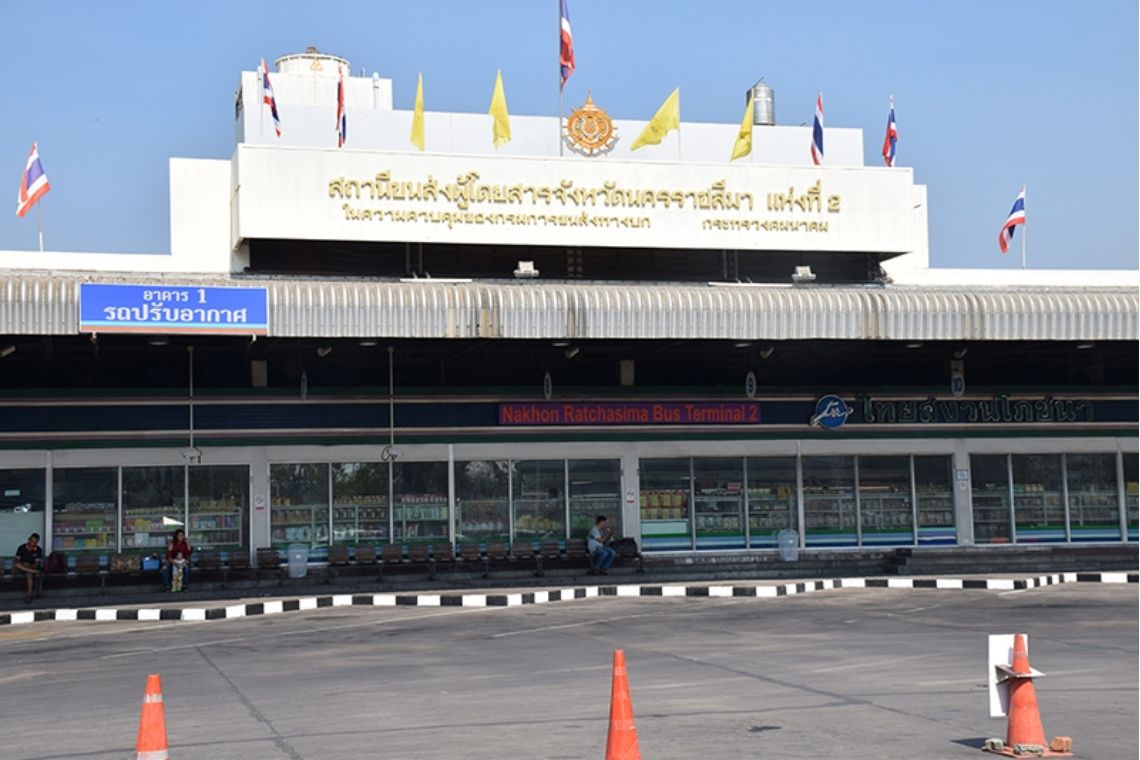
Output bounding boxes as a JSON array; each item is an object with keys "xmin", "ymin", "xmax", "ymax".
[{"xmin": 162, "ymin": 529, "xmax": 193, "ymax": 591}]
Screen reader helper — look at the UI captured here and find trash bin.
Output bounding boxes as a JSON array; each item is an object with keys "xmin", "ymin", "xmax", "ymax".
[
  {"xmin": 777, "ymin": 529, "xmax": 799, "ymax": 562},
  {"xmin": 287, "ymin": 544, "xmax": 309, "ymax": 578}
]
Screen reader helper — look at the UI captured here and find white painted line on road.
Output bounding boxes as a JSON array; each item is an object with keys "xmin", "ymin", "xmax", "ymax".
[{"xmin": 492, "ymin": 612, "xmax": 662, "ymax": 638}]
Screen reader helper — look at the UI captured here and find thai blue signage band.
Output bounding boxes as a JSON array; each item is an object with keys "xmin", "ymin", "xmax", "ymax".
[{"xmin": 79, "ymin": 284, "xmax": 269, "ymax": 335}]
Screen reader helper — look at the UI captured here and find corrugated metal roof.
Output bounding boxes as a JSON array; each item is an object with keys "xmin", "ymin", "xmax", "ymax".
[{"xmin": 0, "ymin": 272, "xmax": 1136, "ymax": 341}]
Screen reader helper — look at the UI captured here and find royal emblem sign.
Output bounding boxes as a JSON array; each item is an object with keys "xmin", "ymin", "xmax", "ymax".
[{"xmin": 563, "ymin": 93, "xmax": 618, "ymax": 157}]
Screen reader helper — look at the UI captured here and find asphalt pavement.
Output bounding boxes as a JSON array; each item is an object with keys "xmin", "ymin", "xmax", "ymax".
[{"xmin": 1, "ymin": 582, "xmax": 1135, "ymax": 759}]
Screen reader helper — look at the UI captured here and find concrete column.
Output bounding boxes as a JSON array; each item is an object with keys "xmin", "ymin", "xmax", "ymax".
[
  {"xmin": 250, "ymin": 448, "xmax": 270, "ymax": 559},
  {"xmin": 952, "ymin": 441, "xmax": 973, "ymax": 545}
]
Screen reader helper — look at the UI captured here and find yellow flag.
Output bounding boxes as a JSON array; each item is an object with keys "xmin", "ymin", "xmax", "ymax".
[
  {"xmin": 630, "ymin": 87, "xmax": 680, "ymax": 151},
  {"xmin": 730, "ymin": 94, "xmax": 753, "ymax": 161},
  {"xmin": 410, "ymin": 73, "xmax": 425, "ymax": 151},
  {"xmin": 489, "ymin": 69, "xmax": 511, "ymax": 147}
]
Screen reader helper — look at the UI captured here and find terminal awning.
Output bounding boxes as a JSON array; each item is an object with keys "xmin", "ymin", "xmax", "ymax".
[{"xmin": 1, "ymin": 273, "xmax": 1136, "ymax": 342}]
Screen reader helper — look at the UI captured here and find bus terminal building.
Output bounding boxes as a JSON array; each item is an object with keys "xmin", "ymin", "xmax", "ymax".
[{"xmin": 0, "ymin": 52, "xmax": 1136, "ymax": 567}]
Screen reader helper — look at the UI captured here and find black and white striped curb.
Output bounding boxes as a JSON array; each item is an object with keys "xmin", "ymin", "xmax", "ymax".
[{"xmin": 2, "ymin": 571, "xmax": 1134, "ymax": 627}]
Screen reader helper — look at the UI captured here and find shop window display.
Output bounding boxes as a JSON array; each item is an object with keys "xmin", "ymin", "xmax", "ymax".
[
  {"xmin": 121, "ymin": 466, "xmax": 186, "ymax": 552},
  {"xmin": 639, "ymin": 458, "xmax": 692, "ymax": 550},
  {"xmin": 512, "ymin": 460, "xmax": 565, "ymax": 543},
  {"xmin": 693, "ymin": 457, "xmax": 745, "ymax": 549},
  {"xmin": 802, "ymin": 456, "xmax": 856, "ymax": 547},
  {"xmin": 745, "ymin": 457, "xmax": 797, "ymax": 548},
  {"xmin": 970, "ymin": 455, "xmax": 1012, "ymax": 544},
  {"xmin": 188, "ymin": 466, "xmax": 248, "ymax": 552},
  {"xmin": 393, "ymin": 461, "xmax": 449, "ymax": 543},
  {"xmin": 332, "ymin": 462, "xmax": 389, "ymax": 545},
  {"xmin": 52, "ymin": 468, "xmax": 117, "ymax": 554},
  {"xmin": 270, "ymin": 463, "xmax": 330, "ymax": 551},
  {"xmin": 0, "ymin": 469, "xmax": 45, "ymax": 556},
  {"xmin": 568, "ymin": 459, "xmax": 621, "ymax": 542},
  {"xmin": 1065, "ymin": 454, "xmax": 1120, "ymax": 542},
  {"xmin": 1011, "ymin": 454, "xmax": 1065, "ymax": 543},
  {"xmin": 1123, "ymin": 454, "xmax": 1138, "ymax": 542},
  {"xmin": 455, "ymin": 460, "xmax": 510, "ymax": 544},
  {"xmin": 914, "ymin": 456, "xmax": 955, "ymax": 545},
  {"xmin": 857, "ymin": 456, "xmax": 913, "ymax": 546}
]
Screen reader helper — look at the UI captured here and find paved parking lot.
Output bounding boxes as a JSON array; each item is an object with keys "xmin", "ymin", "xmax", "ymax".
[{"xmin": 1, "ymin": 583, "xmax": 1135, "ymax": 759}]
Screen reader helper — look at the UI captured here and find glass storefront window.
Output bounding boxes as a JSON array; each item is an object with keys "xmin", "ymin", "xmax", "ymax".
[
  {"xmin": 858, "ymin": 456, "xmax": 913, "ymax": 546},
  {"xmin": 568, "ymin": 459, "xmax": 621, "ymax": 543},
  {"xmin": 1123, "ymin": 454, "xmax": 1137, "ymax": 542},
  {"xmin": 1065, "ymin": 454, "xmax": 1120, "ymax": 542},
  {"xmin": 393, "ymin": 461, "xmax": 449, "ymax": 543},
  {"xmin": 640, "ymin": 458, "xmax": 691, "ymax": 550},
  {"xmin": 270, "ymin": 464, "xmax": 329, "ymax": 550},
  {"xmin": 0, "ymin": 469, "xmax": 46, "ymax": 557},
  {"xmin": 693, "ymin": 457, "xmax": 745, "ymax": 549},
  {"xmin": 745, "ymin": 457, "xmax": 797, "ymax": 548},
  {"xmin": 971, "ymin": 455, "xmax": 1011, "ymax": 544},
  {"xmin": 189, "ymin": 466, "xmax": 248, "ymax": 552},
  {"xmin": 914, "ymin": 456, "xmax": 955, "ymax": 545},
  {"xmin": 1012, "ymin": 454, "xmax": 1065, "ymax": 543},
  {"xmin": 122, "ymin": 466, "xmax": 185, "ymax": 553},
  {"xmin": 52, "ymin": 468, "xmax": 117, "ymax": 554},
  {"xmin": 512, "ymin": 460, "xmax": 565, "ymax": 543},
  {"xmin": 455, "ymin": 460, "xmax": 510, "ymax": 545},
  {"xmin": 802, "ymin": 456, "xmax": 856, "ymax": 547},
  {"xmin": 332, "ymin": 463, "xmax": 389, "ymax": 545}
]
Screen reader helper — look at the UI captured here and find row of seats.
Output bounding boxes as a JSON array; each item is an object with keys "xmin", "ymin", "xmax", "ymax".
[{"xmin": 325, "ymin": 539, "xmax": 595, "ymax": 579}]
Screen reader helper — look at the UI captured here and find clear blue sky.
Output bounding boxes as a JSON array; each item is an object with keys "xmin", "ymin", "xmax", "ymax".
[{"xmin": 2, "ymin": 1, "xmax": 1136, "ymax": 270}]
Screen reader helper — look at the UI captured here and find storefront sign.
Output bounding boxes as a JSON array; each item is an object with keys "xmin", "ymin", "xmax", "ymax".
[
  {"xmin": 855, "ymin": 393, "xmax": 1095, "ymax": 425},
  {"xmin": 499, "ymin": 402, "xmax": 760, "ymax": 426},
  {"xmin": 234, "ymin": 145, "xmax": 917, "ymax": 254},
  {"xmin": 79, "ymin": 284, "xmax": 268, "ymax": 335}
]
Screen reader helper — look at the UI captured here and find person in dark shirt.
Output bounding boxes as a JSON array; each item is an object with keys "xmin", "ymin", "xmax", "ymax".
[{"xmin": 14, "ymin": 532, "xmax": 44, "ymax": 603}]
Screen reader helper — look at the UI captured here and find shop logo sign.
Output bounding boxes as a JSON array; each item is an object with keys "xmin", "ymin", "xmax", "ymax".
[{"xmin": 810, "ymin": 395, "xmax": 851, "ymax": 429}]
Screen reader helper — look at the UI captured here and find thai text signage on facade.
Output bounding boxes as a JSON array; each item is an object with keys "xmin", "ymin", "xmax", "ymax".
[
  {"xmin": 79, "ymin": 284, "xmax": 269, "ymax": 335},
  {"xmin": 233, "ymin": 145, "xmax": 917, "ymax": 254}
]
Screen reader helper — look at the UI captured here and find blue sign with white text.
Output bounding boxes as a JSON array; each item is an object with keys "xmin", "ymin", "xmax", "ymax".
[
  {"xmin": 810, "ymin": 395, "xmax": 851, "ymax": 429},
  {"xmin": 79, "ymin": 284, "xmax": 269, "ymax": 335}
]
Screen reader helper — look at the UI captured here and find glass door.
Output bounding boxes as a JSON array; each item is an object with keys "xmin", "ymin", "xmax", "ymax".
[
  {"xmin": 52, "ymin": 468, "xmax": 117, "ymax": 555},
  {"xmin": 188, "ymin": 465, "xmax": 248, "ymax": 554},
  {"xmin": 270, "ymin": 464, "xmax": 330, "ymax": 552},
  {"xmin": 1065, "ymin": 454, "xmax": 1120, "ymax": 542},
  {"xmin": 914, "ymin": 456, "xmax": 955, "ymax": 545},
  {"xmin": 970, "ymin": 455, "xmax": 1012, "ymax": 544},
  {"xmin": 454, "ymin": 459, "xmax": 510, "ymax": 545},
  {"xmin": 857, "ymin": 456, "xmax": 913, "ymax": 546},
  {"xmin": 568, "ymin": 459, "xmax": 622, "ymax": 542},
  {"xmin": 693, "ymin": 457, "xmax": 745, "ymax": 549},
  {"xmin": 802, "ymin": 456, "xmax": 856, "ymax": 547},
  {"xmin": 745, "ymin": 457, "xmax": 797, "ymax": 549},
  {"xmin": 332, "ymin": 462, "xmax": 389, "ymax": 545},
  {"xmin": 1012, "ymin": 454, "xmax": 1065, "ymax": 543},
  {"xmin": 0, "ymin": 469, "xmax": 46, "ymax": 556},
  {"xmin": 512, "ymin": 460, "xmax": 565, "ymax": 543},
  {"xmin": 393, "ymin": 461, "xmax": 449, "ymax": 544},
  {"xmin": 1125, "ymin": 454, "xmax": 1138, "ymax": 542}
]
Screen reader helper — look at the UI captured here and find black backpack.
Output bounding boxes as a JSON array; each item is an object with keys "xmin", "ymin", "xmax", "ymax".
[{"xmin": 613, "ymin": 538, "xmax": 640, "ymax": 558}]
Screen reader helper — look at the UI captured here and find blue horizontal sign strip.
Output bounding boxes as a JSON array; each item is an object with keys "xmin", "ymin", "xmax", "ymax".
[{"xmin": 79, "ymin": 284, "xmax": 268, "ymax": 334}]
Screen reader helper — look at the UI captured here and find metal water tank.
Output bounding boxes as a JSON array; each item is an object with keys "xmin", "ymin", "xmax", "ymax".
[
  {"xmin": 749, "ymin": 80, "xmax": 775, "ymax": 126},
  {"xmin": 275, "ymin": 47, "xmax": 349, "ymax": 78}
]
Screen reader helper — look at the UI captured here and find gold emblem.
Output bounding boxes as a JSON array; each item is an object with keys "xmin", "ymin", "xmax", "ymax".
[{"xmin": 563, "ymin": 92, "xmax": 619, "ymax": 157}]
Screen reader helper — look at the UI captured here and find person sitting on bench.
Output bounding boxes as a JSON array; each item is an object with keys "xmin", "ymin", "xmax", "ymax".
[
  {"xmin": 14, "ymin": 532, "xmax": 45, "ymax": 603},
  {"xmin": 587, "ymin": 515, "xmax": 615, "ymax": 575}
]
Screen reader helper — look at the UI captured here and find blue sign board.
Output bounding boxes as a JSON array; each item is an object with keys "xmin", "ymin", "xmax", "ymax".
[
  {"xmin": 79, "ymin": 284, "xmax": 268, "ymax": 335},
  {"xmin": 810, "ymin": 395, "xmax": 851, "ymax": 429}
]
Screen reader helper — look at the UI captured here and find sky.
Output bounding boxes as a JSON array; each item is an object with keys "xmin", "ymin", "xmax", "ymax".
[{"xmin": 1, "ymin": 0, "xmax": 1137, "ymax": 270}]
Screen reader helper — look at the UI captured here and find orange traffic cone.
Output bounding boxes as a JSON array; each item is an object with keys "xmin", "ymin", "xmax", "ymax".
[
  {"xmin": 984, "ymin": 634, "xmax": 1072, "ymax": 758},
  {"xmin": 135, "ymin": 673, "xmax": 170, "ymax": 760},
  {"xmin": 605, "ymin": 649, "xmax": 641, "ymax": 760}
]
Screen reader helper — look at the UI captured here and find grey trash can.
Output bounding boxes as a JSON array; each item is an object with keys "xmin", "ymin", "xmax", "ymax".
[
  {"xmin": 287, "ymin": 544, "xmax": 309, "ymax": 578},
  {"xmin": 777, "ymin": 529, "xmax": 799, "ymax": 562}
]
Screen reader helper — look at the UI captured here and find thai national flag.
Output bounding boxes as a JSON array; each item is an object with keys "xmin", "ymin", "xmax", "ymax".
[
  {"xmin": 261, "ymin": 58, "xmax": 282, "ymax": 137},
  {"xmin": 810, "ymin": 93, "xmax": 824, "ymax": 165},
  {"xmin": 336, "ymin": 67, "xmax": 347, "ymax": 147},
  {"xmin": 881, "ymin": 97, "xmax": 897, "ymax": 167},
  {"xmin": 15, "ymin": 143, "xmax": 50, "ymax": 218},
  {"xmin": 559, "ymin": 0, "xmax": 575, "ymax": 90},
  {"xmin": 998, "ymin": 187, "xmax": 1026, "ymax": 253}
]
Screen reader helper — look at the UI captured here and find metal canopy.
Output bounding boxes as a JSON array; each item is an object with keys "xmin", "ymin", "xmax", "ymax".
[{"xmin": 1, "ymin": 272, "xmax": 1136, "ymax": 341}]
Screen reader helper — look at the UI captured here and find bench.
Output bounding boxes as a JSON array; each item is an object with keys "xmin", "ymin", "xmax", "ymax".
[
  {"xmin": 255, "ymin": 547, "xmax": 284, "ymax": 584},
  {"xmin": 457, "ymin": 542, "xmax": 489, "ymax": 576}
]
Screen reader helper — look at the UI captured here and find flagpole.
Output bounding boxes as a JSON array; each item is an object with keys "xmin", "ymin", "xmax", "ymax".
[
  {"xmin": 1021, "ymin": 185, "xmax": 1027, "ymax": 269},
  {"xmin": 557, "ymin": 1, "xmax": 564, "ymax": 157},
  {"xmin": 36, "ymin": 202, "xmax": 44, "ymax": 253}
]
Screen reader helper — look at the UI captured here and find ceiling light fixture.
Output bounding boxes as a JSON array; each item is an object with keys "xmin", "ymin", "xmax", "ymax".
[
  {"xmin": 316, "ymin": 346, "xmax": 333, "ymax": 358},
  {"xmin": 758, "ymin": 346, "xmax": 775, "ymax": 359},
  {"xmin": 358, "ymin": 339, "xmax": 379, "ymax": 347},
  {"xmin": 1076, "ymin": 342, "xmax": 1095, "ymax": 350},
  {"xmin": 564, "ymin": 346, "xmax": 580, "ymax": 359},
  {"xmin": 733, "ymin": 341, "xmax": 753, "ymax": 349},
  {"xmin": 0, "ymin": 344, "xmax": 14, "ymax": 358},
  {"xmin": 147, "ymin": 336, "xmax": 170, "ymax": 347},
  {"xmin": 905, "ymin": 342, "xmax": 924, "ymax": 349}
]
